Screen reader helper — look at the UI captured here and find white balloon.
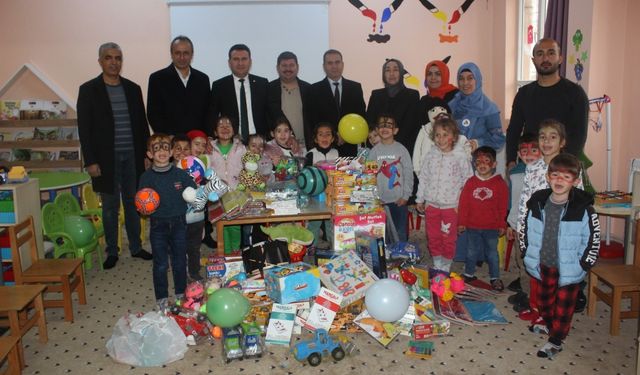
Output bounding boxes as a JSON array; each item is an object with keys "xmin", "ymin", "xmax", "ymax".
[{"xmin": 364, "ymin": 278, "xmax": 410, "ymax": 322}]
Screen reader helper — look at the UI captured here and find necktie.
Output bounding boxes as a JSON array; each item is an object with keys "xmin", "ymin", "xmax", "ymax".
[
  {"xmin": 239, "ymin": 78, "xmax": 249, "ymax": 141},
  {"xmin": 333, "ymin": 81, "xmax": 340, "ymax": 110}
]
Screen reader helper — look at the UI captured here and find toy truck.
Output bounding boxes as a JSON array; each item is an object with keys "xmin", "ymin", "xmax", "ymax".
[
  {"xmin": 222, "ymin": 326, "xmax": 244, "ymax": 364},
  {"xmin": 291, "ymin": 329, "xmax": 346, "ymax": 366},
  {"xmin": 241, "ymin": 322, "xmax": 264, "ymax": 358}
]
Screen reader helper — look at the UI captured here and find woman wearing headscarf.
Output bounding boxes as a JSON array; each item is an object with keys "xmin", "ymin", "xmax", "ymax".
[
  {"xmin": 448, "ymin": 62, "xmax": 505, "ymax": 151},
  {"xmin": 366, "ymin": 58, "xmax": 420, "ymax": 151}
]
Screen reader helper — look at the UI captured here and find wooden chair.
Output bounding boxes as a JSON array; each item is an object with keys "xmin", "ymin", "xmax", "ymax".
[
  {"xmin": 0, "ymin": 335, "xmax": 21, "ymax": 375},
  {"xmin": 588, "ymin": 213, "xmax": 640, "ymax": 335},
  {"xmin": 8, "ymin": 216, "xmax": 86, "ymax": 323}
]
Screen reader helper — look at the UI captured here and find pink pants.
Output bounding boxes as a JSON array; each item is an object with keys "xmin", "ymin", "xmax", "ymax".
[{"xmin": 425, "ymin": 206, "xmax": 458, "ymax": 260}]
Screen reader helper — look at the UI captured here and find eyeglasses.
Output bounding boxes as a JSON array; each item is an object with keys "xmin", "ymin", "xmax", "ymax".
[
  {"xmin": 151, "ymin": 142, "xmax": 171, "ymax": 152},
  {"xmin": 377, "ymin": 121, "xmax": 395, "ymax": 129}
]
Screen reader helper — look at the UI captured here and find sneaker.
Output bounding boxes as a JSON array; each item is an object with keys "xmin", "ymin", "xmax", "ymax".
[
  {"xmin": 574, "ymin": 290, "xmax": 587, "ymax": 313},
  {"xmin": 507, "ymin": 277, "xmax": 522, "ymax": 292},
  {"xmin": 528, "ymin": 317, "xmax": 549, "ymax": 335},
  {"xmin": 175, "ymin": 293, "xmax": 185, "ymax": 302},
  {"xmin": 132, "ymin": 249, "xmax": 153, "ymax": 260},
  {"xmin": 537, "ymin": 341, "xmax": 562, "ymax": 359},
  {"xmin": 189, "ymin": 274, "xmax": 204, "ymax": 282},
  {"xmin": 462, "ymin": 274, "xmax": 477, "ymax": 283},
  {"xmin": 513, "ymin": 300, "xmax": 530, "ymax": 313},
  {"xmin": 490, "ymin": 279, "xmax": 504, "ymax": 291},
  {"xmin": 519, "ymin": 308, "xmax": 540, "ymax": 322},
  {"xmin": 156, "ymin": 298, "xmax": 169, "ymax": 312},
  {"xmin": 103, "ymin": 255, "xmax": 118, "ymax": 269},
  {"xmin": 508, "ymin": 291, "xmax": 528, "ymax": 305}
]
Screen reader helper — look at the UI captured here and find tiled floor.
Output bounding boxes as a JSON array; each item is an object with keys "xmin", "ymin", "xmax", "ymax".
[{"xmin": 6, "ymin": 230, "xmax": 640, "ymax": 375}]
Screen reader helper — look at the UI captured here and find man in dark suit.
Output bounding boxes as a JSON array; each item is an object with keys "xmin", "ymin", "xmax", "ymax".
[
  {"xmin": 210, "ymin": 44, "xmax": 268, "ymax": 141},
  {"xmin": 77, "ymin": 42, "xmax": 152, "ymax": 270},
  {"xmin": 147, "ymin": 35, "xmax": 211, "ymax": 135},
  {"xmin": 306, "ymin": 49, "xmax": 366, "ymax": 156},
  {"xmin": 267, "ymin": 51, "xmax": 311, "ymax": 148}
]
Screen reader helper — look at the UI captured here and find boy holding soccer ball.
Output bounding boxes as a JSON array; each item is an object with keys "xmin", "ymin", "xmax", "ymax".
[{"xmin": 138, "ymin": 133, "xmax": 196, "ymax": 310}]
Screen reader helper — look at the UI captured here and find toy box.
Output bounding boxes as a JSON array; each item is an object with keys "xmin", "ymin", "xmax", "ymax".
[
  {"xmin": 355, "ymin": 232, "xmax": 387, "ymax": 278},
  {"xmin": 333, "ymin": 213, "xmax": 385, "ymax": 252},
  {"xmin": 318, "ymin": 250, "xmax": 379, "ymax": 307},
  {"xmin": 264, "ymin": 262, "xmax": 321, "ymax": 304},
  {"xmin": 303, "ymin": 287, "xmax": 343, "ymax": 332},
  {"xmin": 265, "ymin": 303, "xmax": 296, "ymax": 346},
  {"xmin": 205, "ymin": 256, "xmax": 244, "ymax": 281}
]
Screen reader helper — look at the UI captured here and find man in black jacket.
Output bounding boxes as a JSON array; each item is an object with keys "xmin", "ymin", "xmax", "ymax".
[
  {"xmin": 306, "ymin": 49, "xmax": 366, "ymax": 156},
  {"xmin": 210, "ymin": 44, "xmax": 268, "ymax": 141},
  {"xmin": 77, "ymin": 42, "xmax": 152, "ymax": 270},
  {"xmin": 147, "ymin": 36, "xmax": 211, "ymax": 135},
  {"xmin": 267, "ymin": 51, "xmax": 311, "ymax": 148}
]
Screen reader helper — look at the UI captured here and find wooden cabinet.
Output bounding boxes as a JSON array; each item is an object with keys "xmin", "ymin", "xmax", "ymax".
[
  {"xmin": 0, "ymin": 119, "xmax": 82, "ymax": 171},
  {"xmin": 0, "ymin": 179, "xmax": 44, "ymax": 285}
]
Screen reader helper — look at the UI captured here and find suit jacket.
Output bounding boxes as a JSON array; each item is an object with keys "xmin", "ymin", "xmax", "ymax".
[
  {"xmin": 77, "ymin": 75, "xmax": 150, "ymax": 193},
  {"xmin": 366, "ymin": 87, "xmax": 419, "ymax": 152},
  {"xmin": 147, "ymin": 64, "xmax": 211, "ymax": 135},
  {"xmin": 267, "ymin": 77, "xmax": 311, "ymax": 148},
  {"xmin": 210, "ymin": 74, "xmax": 268, "ymax": 137},
  {"xmin": 306, "ymin": 77, "xmax": 366, "ymax": 155}
]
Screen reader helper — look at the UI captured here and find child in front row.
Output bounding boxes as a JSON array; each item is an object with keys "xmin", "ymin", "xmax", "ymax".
[
  {"xmin": 521, "ymin": 153, "xmax": 599, "ymax": 359},
  {"xmin": 264, "ymin": 116, "xmax": 306, "ymax": 167},
  {"xmin": 139, "ymin": 133, "xmax": 196, "ymax": 310},
  {"xmin": 458, "ymin": 146, "xmax": 508, "ymax": 291},
  {"xmin": 416, "ymin": 118, "xmax": 473, "ymax": 273},
  {"xmin": 306, "ymin": 123, "xmax": 339, "ymax": 248},
  {"xmin": 368, "ymin": 114, "xmax": 414, "ymax": 242}
]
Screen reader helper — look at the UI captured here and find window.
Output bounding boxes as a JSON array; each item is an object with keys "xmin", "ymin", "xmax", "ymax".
[{"xmin": 517, "ymin": 0, "xmax": 548, "ymax": 86}]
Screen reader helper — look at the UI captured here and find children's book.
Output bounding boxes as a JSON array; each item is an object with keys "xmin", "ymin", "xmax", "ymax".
[
  {"xmin": 354, "ymin": 309, "xmax": 401, "ymax": 347},
  {"xmin": 265, "ymin": 303, "xmax": 296, "ymax": 346},
  {"xmin": 433, "ymin": 297, "xmax": 474, "ymax": 326},
  {"xmin": 303, "ymin": 287, "xmax": 342, "ymax": 332},
  {"xmin": 318, "ymin": 250, "xmax": 379, "ymax": 307}
]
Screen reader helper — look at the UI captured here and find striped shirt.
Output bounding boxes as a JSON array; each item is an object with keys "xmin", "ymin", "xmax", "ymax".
[{"xmin": 106, "ymin": 83, "xmax": 134, "ymax": 152}]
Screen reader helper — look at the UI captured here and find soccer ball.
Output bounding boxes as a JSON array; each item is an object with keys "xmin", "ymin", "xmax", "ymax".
[{"xmin": 135, "ymin": 188, "xmax": 160, "ymax": 215}]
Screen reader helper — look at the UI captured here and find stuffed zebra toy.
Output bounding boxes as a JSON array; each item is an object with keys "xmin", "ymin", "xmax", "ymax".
[{"xmin": 182, "ymin": 168, "xmax": 229, "ymax": 211}]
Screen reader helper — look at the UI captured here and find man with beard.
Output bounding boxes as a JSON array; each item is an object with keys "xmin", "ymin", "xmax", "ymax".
[{"xmin": 505, "ymin": 38, "xmax": 588, "ymax": 169}]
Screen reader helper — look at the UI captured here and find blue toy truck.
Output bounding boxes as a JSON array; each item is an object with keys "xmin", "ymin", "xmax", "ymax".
[{"xmin": 291, "ymin": 329, "xmax": 346, "ymax": 366}]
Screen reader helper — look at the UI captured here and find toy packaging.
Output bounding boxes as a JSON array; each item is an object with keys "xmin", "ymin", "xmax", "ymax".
[
  {"xmin": 412, "ymin": 320, "xmax": 451, "ymax": 339},
  {"xmin": 355, "ymin": 232, "xmax": 387, "ymax": 278},
  {"xmin": 406, "ymin": 340, "xmax": 435, "ymax": 359},
  {"xmin": 333, "ymin": 213, "xmax": 385, "ymax": 252},
  {"xmin": 318, "ymin": 250, "xmax": 379, "ymax": 307},
  {"xmin": 265, "ymin": 303, "xmax": 296, "ymax": 346},
  {"xmin": 303, "ymin": 287, "xmax": 343, "ymax": 332},
  {"xmin": 205, "ymin": 256, "xmax": 244, "ymax": 282},
  {"xmin": 396, "ymin": 304, "xmax": 417, "ymax": 336},
  {"xmin": 292, "ymin": 301, "xmax": 311, "ymax": 335},
  {"xmin": 264, "ymin": 262, "xmax": 321, "ymax": 304},
  {"xmin": 354, "ymin": 309, "xmax": 401, "ymax": 347}
]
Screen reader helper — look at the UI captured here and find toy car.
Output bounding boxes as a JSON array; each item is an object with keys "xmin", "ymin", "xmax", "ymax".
[
  {"xmin": 241, "ymin": 322, "xmax": 265, "ymax": 358},
  {"xmin": 291, "ymin": 329, "xmax": 345, "ymax": 366},
  {"xmin": 222, "ymin": 326, "xmax": 244, "ymax": 364}
]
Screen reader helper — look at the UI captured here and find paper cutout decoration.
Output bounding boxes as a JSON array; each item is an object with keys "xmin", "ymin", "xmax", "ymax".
[
  {"xmin": 348, "ymin": 0, "xmax": 406, "ymax": 43},
  {"xmin": 418, "ymin": 0, "xmax": 476, "ymax": 43}
]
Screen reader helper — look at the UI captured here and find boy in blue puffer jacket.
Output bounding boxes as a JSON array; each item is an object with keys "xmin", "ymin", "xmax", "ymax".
[{"xmin": 521, "ymin": 153, "xmax": 600, "ymax": 359}]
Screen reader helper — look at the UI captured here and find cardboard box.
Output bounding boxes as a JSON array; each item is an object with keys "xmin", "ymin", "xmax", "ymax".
[
  {"xmin": 333, "ymin": 213, "xmax": 386, "ymax": 252},
  {"xmin": 265, "ymin": 303, "xmax": 296, "ymax": 346},
  {"xmin": 318, "ymin": 250, "xmax": 379, "ymax": 307},
  {"xmin": 264, "ymin": 262, "xmax": 321, "ymax": 304},
  {"xmin": 303, "ymin": 287, "xmax": 343, "ymax": 332}
]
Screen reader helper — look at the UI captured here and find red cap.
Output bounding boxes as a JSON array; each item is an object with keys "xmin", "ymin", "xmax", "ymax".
[{"xmin": 186, "ymin": 129, "xmax": 208, "ymax": 140}]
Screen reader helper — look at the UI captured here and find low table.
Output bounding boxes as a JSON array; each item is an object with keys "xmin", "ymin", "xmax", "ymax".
[
  {"xmin": 29, "ymin": 171, "xmax": 90, "ymax": 203},
  {"xmin": 0, "ymin": 284, "xmax": 48, "ymax": 369},
  {"xmin": 215, "ymin": 200, "xmax": 332, "ymax": 256}
]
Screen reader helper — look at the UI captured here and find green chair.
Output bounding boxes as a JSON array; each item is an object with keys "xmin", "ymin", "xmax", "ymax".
[
  {"xmin": 41, "ymin": 203, "xmax": 103, "ymax": 270},
  {"xmin": 54, "ymin": 192, "xmax": 105, "ymax": 241}
]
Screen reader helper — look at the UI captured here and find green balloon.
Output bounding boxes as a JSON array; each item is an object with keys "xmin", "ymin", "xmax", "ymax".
[
  {"xmin": 63, "ymin": 215, "xmax": 96, "ymax": 246},
  {"xmin": 205, "ymin": 288, "xmax": 250, "ymax": 328}
]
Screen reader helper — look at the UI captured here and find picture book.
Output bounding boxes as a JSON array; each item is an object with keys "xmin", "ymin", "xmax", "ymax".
[
  {"xmin": 318, "ymin": 250, "xmax": 379, "ymax": 307},
  {"xmin": 354, "ymin": 309, "xmax": 401, "ymax": 347},
  {"xmin": 433, "ymin": 297, "xmax": 474, "ymax": 326},
  {"xmin": 303, "ymin": 287, "xmax": 342, "ymax": 332},
  {"xmin": 265, "ymin": 303, "xmax": 296, "ymax": 346}
]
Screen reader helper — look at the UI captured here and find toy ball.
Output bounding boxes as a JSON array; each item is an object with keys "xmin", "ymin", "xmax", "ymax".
[
  {"xmin": 338, "ymin": 113, "xmax": 368, "ymax": 145},
  {"xmin": 205, "ymin": 288, "xmax": 250, "ymax": 328},
  {"xmin": 297, "ymin": 166, "xmax": 328, "ymax": 196},
  {"xmin": 364, "ymin": 279, "xmax": 410, "ymax": 322},
  {"xmin": 178, "ymin": 155, "xmax": 206, "ymax": 185},
  {"xmin": 63, "ymin": 215, "xmax": 96, "ymax": 246},
  {"xmin": 135, "ymin": 188, "xmax": 160, "ymax": 215}
]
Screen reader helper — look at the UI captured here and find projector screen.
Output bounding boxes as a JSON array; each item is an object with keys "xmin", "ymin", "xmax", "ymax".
[{"xmin": 168, "ymin": 0, "xmax": 330, "ymax": 84}]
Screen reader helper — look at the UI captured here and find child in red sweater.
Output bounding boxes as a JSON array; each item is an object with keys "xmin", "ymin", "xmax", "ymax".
[{"xmin": 458, "ymin": 146, "xmax": 508, "ymax": 291}]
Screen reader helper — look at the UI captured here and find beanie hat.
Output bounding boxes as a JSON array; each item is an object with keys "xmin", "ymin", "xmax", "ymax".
[{"xmin": 186, "ymin": 129, "xmax": 207, "ymax": 140}]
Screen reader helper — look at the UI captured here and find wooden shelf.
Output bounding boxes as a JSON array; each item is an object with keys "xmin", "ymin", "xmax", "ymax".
[
  {"xmin": 0, "ymin": 140, "xmax": 79, "ymax": 148},
  {"xmin": 3, "ymin": 160, "xmax": 82, "ymax": 169},
  {"xmin": 0, "ymin": 119, "xmax": 77, "ymax": 129}
]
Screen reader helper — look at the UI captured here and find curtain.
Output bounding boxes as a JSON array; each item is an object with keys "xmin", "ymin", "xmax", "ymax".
[{"xmin": 544, "ymin": 0, "xmax": 570, "ymax": 77}]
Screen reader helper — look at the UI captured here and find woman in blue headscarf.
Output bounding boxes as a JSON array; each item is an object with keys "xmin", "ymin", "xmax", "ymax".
[{"xmin": 448, "ymin": 62, "xmax": 505, "ymax": 151}]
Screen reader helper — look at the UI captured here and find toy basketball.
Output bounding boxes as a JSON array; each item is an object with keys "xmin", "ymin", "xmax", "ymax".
[
  {"xmin": 297, "ymin": 166, "xmax": 327, "ymax": 196},
  {"xmin": 135, "ymin": 188, "xmax": 160, "ymax": 215},
  {"xmin": 178, "ymin": 155, "xmax": 206, "ymax": 185}
]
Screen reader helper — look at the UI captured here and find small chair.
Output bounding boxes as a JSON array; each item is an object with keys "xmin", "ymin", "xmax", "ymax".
[
  {"xmin": 587, "ymin": 214, "xmax": 640, "ymax": 335},
  {"xmin": 55, "ymin": 192, "xmax": 104, "ymax": 242},
  {"xmin": 0, "ymin": 335, "xmax": 21, "ymax": 375},
  {"xmin": 42, "ymin": 203, "xmax": 103, "ymax": 270},
  {"xmin": 9, "ymin": 216, "xmax": 87, "ymax": 322}
]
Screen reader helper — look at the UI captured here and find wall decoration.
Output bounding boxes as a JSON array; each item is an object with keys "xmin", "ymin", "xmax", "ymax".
[
  {"xmin": 568, "ymin": 29, "xmax": 589, "ymax": 84},
  {"xmin": 349, "ymin": 0, "xmax": 405, "ymax": 43},
  {"xmin": 418, "ymin": 0, "xmax": 476, "ymax": 43}
]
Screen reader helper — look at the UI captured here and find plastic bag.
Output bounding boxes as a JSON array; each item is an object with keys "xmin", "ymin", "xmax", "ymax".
[{"xmin": 106, "ymin": 311, "xmax": 188, "ymax": 367}]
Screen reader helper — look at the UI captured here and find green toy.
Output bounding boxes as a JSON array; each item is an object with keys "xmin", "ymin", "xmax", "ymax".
[{"xmin": 260, "ymin": 224, "xmax": 314, "ymax": 245}]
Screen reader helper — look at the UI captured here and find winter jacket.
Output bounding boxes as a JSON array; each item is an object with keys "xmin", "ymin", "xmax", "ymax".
[
  {"xmin": 416, "ymin": 148, "xmax": 473, "ymax": 209},
  {"xmin": 208, "ymin": 138, "xmax": 246, "ymax": 189}
]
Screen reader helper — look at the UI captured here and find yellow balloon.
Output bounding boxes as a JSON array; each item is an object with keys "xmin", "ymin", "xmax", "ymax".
[{"xmin": 338, "ymin": 113, "xmax": 369, "ymax": 145}]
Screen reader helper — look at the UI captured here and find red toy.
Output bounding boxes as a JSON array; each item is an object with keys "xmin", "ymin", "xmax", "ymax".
[
  {"xmin": 135, "ymin": 188, "xmax": 160, "ymax": 215},
  {"xmin": 183, "ymin": 281, "xmax": 205, "ymax": 311}
]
